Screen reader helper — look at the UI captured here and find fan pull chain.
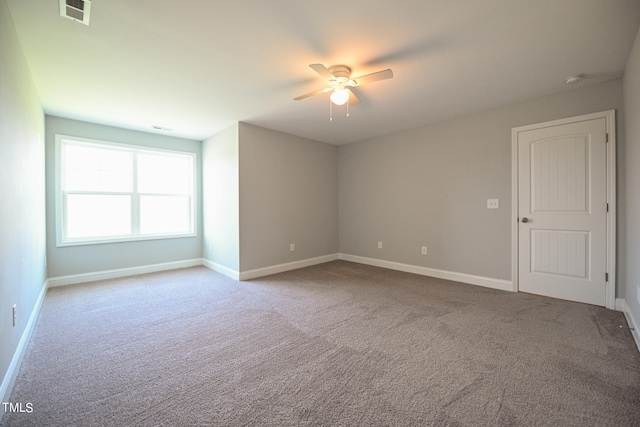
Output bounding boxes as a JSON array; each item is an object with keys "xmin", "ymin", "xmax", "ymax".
[
  {"xmin": 329, "ymin": 98, "xmax": 352, "ymax": 121},
  {"xmin": 329, "ymin": 98, "xmax": 333, "ymax": 122}
]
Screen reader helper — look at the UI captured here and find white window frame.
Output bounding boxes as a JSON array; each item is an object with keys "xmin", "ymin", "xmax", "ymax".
[{"xmin": 55, "ymin": 134, "xmax": 197, "ymax": 247}]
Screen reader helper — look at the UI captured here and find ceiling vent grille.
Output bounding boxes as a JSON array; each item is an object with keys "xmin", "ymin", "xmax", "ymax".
[{"xmin": 59, "ymin": 0, "xmax": 91, "ymax": 25}]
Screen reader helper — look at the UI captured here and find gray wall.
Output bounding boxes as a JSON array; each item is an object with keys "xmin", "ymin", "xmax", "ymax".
[
  {"xmin": 622, "ymin": 26, "xmax": 640, "ymax": 324},
  {"xmin": 0, "ymin": 0, "xmax": 46, "ymax": 401},
  {"xmin": 339, "ymin": 79, "xmax": 623, "ymax": 284},
  {"xmin": 202, "ymin": 123, "xmax": 240, "ymax": 271},
  {"xmin": 238, "ymin": 123, "xmax": 339, "ymax": 271},
  {"xmin": 45, "ymin": 116, "xmax": 203, "ymax": 278}
]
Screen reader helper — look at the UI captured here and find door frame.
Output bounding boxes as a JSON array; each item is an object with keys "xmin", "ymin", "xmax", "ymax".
[{"xmin": 511, "ymin": 110, "xmax": 616, "ymax": 309}]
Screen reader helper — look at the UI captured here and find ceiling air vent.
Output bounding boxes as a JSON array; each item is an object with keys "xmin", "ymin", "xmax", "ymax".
[{"xmin": 59, "ymin": 0, "xmax": 91, "ymax": 25}]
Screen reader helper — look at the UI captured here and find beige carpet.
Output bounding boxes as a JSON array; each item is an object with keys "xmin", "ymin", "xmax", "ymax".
[{"xmin": 2, "ymin": 261, "xmax": 639, "ymax": 426}]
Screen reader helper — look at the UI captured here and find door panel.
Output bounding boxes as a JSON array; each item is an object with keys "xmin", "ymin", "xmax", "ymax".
[
  {"xmin": 518, "ymin": 118, "xmax": 607, "ymax": 306},
  {"xmin": 532, "ymin": 136, "xmax": 588, "ymax": 212},
  {"xmin": 531, "ymin": 229, "xmax": 588, "ymax": 278}
]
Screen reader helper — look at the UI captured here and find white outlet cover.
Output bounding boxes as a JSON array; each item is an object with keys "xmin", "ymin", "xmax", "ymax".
[{"xmin": 487, "ymin": 199, "xmax": 499, "ymax": 209}]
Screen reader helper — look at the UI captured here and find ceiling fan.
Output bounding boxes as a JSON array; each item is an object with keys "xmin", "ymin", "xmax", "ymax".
[{"xmin": 294, "ymin": 64, "xmax": 394, "ymax": 106}]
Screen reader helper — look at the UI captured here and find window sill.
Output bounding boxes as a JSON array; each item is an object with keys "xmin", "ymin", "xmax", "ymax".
[{"xmin": 56, "ymin": 232, "xmax": 197, "ymax": 248}]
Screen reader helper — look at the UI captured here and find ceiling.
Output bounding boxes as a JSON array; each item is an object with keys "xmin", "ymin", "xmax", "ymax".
[{"xmin": 6, "ymin": 0, "xmax": 640, "ymax": 145}]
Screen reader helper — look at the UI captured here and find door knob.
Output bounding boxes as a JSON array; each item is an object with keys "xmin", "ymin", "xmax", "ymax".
[{"xmin": 521, "ymin": 217, "xmax": 529, "ymax": 223}]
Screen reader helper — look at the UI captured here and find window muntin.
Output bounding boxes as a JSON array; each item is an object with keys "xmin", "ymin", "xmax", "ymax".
[{"xmin": 56, "ymin": 135, "xmax": 196, "ymax": 246}]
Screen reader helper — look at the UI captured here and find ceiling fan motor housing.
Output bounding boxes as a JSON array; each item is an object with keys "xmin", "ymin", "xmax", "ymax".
[{"xmin": 328, "ymin": 65, "xmax": 351, "ymax": 79}]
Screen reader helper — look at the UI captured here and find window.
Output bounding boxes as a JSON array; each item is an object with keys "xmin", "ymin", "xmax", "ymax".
[{"xmin": 55, "ymin": 135, "xmax": 196, "ymax": 246}]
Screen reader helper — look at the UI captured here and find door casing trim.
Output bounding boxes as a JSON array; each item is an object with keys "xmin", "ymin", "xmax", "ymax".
[{"xmin": 511, "ymin": 110, "xmax": 616, "ymax": 309}]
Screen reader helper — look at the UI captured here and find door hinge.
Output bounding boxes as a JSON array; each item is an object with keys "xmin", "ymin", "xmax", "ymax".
[
  {"xmin": 606, "ymin": 202, "xmax": 609, "ymax": 212},
  {"xmin": 605, "ymin": 133, "xmax": 609, "ymax": 143},
  {"xmin": 605, "ymin": 272, "xmax": 609, "ymax": 282}
]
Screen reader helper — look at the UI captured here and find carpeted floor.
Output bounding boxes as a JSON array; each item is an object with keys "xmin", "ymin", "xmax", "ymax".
[{"xmin": 2, "ymin": 261, "xmax": 639, "ymax": 426}]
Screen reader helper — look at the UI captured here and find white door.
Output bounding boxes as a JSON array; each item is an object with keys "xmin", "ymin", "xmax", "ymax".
[{"xmin": 517, "ymin": 117, "xmax": 608, "ymax": 306}]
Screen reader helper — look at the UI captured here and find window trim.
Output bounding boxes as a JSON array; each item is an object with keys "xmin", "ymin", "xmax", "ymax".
[{"xmin": 55, "ymin": 134, "xmax": 197, "ymax": 247}]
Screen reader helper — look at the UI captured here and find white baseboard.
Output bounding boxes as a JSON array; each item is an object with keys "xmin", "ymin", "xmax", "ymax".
[
  {"xmin": 1, "ymin": 280, "xmax": 47, "ymax": 409},
  {"xmin": 338, "ymin": 253, "xmax": 513, "ymax": 292},
  {"xmin": 202, "ymin": 259, "xmax": 240, "ymax": 280},
  {"xmin": 239, "ymin": 254, "xmax": 339, "ymax": 281},
  {"xmin": 47, "ymin": 258, "xmax": 204, "ymax": 287},
  {"xmin": 615, "ymin": 298, "xmax": 640, "ymax": 353}
]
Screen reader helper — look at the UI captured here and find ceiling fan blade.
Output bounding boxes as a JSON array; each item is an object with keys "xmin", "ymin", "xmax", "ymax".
[
  {"xmin": 309, "ymin": 63, "xmax": 335, "ymax": 79},
  {"xmin": 347, "ymin": 88, "xmax": 360, "ymax": 105},
  {"xmin": 351, "ymin": 69, "xmax": 394, "ymax": 85},
  {"xmin": 293, "ymin": 87, "xmax": 330, "ymax": 101}
]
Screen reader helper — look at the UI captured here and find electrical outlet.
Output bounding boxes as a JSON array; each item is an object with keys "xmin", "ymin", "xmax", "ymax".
[
  {"xmin": 290, "ymin": 243, "xmax": 295, "ymax": 252},
  {"xmin": 487, "ymin": 199, "xmax": 499, "ymax": 209},
  {"xmin": 12, "ymin": 304, "xmax": 16, "ymax": 327},
  {"xmin": 378, "ymin": 241, "xmax": 383, "ymax": 249},
  {"xmin": 421, "ymin": 246, "xmax": 428, "ymax": 255}
]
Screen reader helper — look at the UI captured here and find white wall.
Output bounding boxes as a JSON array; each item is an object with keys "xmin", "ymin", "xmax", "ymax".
[
  {"xmin": 238, "ymin": 123, "xmax": 339, "ymax": 271},
  {"xmin": 202, "ymin": 123, "xmax": 339, "ymax": 275},
  {"xmin": 622, "ymin": 26, "xmax": 640, "ymax": 335},
  {"xmin": 0, "ymin": 0, "xmax": 46, "ymax": 403},
  {"xmin": 202, "ymin": 123, "xmax": 240, "ymax": 272},
  {"xmin": 339, "ymin": 79, "xmax": 623, "ymax": 284},
  {"xmin": 44, "ymin": 116, "xmax": 203, "ymax": 278}
]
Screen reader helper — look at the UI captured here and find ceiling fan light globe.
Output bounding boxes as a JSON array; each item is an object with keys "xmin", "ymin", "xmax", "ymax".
[{"xmin": 330, "ymin": 89, "xmax": 349, "ymax": 105}]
